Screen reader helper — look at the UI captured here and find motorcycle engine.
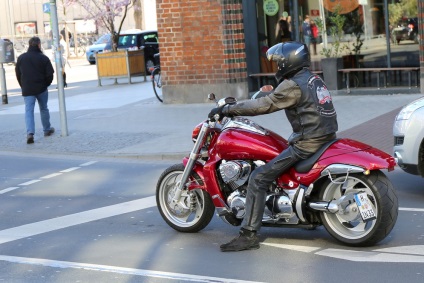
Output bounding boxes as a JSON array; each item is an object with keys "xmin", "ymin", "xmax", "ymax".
[
  {"xmin": 264, "ymin": 193, "xmax": 295, "ymax": 219},
  {"xmin": 226, "ymin": 190, "xmax": 296, "ymax": 221},
  {"xmin": 219, "ymin": 160, "xmax": 251, "ymax": 191},
  {"xmin": 219, "ymin": 160, "xmax": 297, "ymax": 223}
]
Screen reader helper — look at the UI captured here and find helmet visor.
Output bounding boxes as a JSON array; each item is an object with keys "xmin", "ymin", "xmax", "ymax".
[{"xmin": 266, "ymin": 43, "xmax": 284, "ymax": 62}]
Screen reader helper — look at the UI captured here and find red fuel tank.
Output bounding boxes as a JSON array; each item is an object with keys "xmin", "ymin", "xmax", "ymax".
[{"xmin": 215, "ymin": 128, "xmax": 288, "ymax": 161}]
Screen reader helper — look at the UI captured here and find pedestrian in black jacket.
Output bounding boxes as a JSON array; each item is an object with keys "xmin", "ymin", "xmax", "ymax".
[{"xmin": 15, "ymin": 36, "xmax": 55, "ymax": 144}]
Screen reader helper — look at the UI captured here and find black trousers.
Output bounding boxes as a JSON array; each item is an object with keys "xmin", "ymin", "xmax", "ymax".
[{"xmin": 241, "ymin": 145, "xmax": 311, "ymax": 232}]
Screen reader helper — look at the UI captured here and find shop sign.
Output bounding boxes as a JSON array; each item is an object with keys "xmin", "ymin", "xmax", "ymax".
[
  {"xmin": 311, "ymin": 9, "xmax": 320, "ymax": 16},
  {"xmin": 263, "ymin": 0, "xmax": 279, "ymax": 16}
]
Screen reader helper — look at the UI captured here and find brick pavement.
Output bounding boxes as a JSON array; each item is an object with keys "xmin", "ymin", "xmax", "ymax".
[{"xmin": 337, "ymin": 108, "xmax": 400, "ymax": 155}]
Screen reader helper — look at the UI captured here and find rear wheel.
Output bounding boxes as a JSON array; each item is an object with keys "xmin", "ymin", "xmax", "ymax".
[
  {"xmin": 145, "ymin": 58, "xmax": 155, "ymax": 74},
  {"xmin": 319, "ymin": 170, "xmax": 398, "ymax": 246},
  {"xmin": 156, "ymin": 163, "xmax": 215, "ymax": 232},
  {"xmin": 152, "ymin": 68, "xmax": 163, "ymax": 102}
]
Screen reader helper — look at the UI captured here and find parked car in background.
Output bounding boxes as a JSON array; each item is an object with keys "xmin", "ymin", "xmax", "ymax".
[
  {"xmin": 85, "ymin": 33, "xmax": 112, "ymax": 64},
  {"xmin": 393, "ymin": 96, "xmax": 424, "ymax": 177},
  {"xmin": 117, "ymin": 29, "xmax": 159, "ymax": 72},
  {"xmin": 85, "ymin": 29, "xmax": 159, "ymax": 72}
]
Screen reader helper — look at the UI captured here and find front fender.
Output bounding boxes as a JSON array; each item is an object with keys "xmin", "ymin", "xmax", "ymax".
[
  {"xmin": 183, "ymin": 156, "xmax": 226, "ymax": 208},
  {"xmin": 182, "ymin": 157, "xmax": 205, "ymax": 191}
]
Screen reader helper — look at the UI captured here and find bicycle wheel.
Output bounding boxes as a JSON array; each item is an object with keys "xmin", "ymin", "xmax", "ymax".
[
  {"xmin": 76, "ymin": 47, "xmax": 85, "ymax": 57},
  {"xmin": 349, "ymin": 73, "xmax": 360, "ymax": 88},
  {"xmin": 152, "ymin": 68, "xmax": 163, "ymax": 102}
]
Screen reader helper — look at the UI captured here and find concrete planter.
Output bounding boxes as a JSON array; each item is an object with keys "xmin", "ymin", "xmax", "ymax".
[
  {"xmin": 96, "ymin": 50, "xmax": 146, "ymax": 86},
  {"xmin": 322, "ymin": 57, "xmax": 343, "ymax": 90}
]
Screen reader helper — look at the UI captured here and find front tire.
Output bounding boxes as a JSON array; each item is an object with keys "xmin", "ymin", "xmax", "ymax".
[
  {"xmin": 156, "ymin": 163, "xmax": 215, "ymax": 232},
  {"xmin": 152, "ymin": 68, "xmax": 163, "ymax": 102},
  {"xmin": 319, "ymin": 170, "xmax": 398, "ymax": 246}
]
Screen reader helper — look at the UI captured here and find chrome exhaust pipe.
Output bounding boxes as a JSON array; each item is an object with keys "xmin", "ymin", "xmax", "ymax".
[{"xmin": 308, "ymin": 201, "xmax": 339, "ymax": 213}]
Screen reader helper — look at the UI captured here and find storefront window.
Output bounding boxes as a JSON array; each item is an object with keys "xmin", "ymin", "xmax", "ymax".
[{"xmin": 254, "ymin": 0, "xmax": 418, "ymax": 84}]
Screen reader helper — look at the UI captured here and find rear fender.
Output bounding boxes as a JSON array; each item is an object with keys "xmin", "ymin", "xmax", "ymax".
[{"xmin": 286, "ymin": 139, "xmax": 397, "ymax": 186}]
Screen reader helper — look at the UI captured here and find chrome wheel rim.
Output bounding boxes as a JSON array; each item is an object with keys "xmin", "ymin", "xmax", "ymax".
[
  {"xmin": 158, "ymin": 170, "xmax": 205, "ymax": 227},
  {"xmin": 322, "ymin": 176, "xmax": 378, "ymax": 240}
]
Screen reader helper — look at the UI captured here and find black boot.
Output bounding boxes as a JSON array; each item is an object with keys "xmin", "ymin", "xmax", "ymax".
[
  {"xmin": 220, "ymin": 228, "xmax": 259, "ymax": 252},
  {"xmin": 63, "ymin": 72, "xmax": 67, "ymax": 87}
]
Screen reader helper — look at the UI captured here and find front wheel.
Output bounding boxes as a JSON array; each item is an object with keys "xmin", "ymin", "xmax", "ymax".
[
  {"xmin": 151, "ymin": 68, "xmax": 163, "ymax": 102},
  {"xmin": 156, "ymin": 163, "xmax": 215, "ymax": 232},
  {"xmin": 319, "ymin": 170, "xmax": 398, "ymax": 246}
]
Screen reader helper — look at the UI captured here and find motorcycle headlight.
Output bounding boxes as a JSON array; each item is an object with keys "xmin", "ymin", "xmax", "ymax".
[
  {"xmin": 192, "ymin": 122, "xmax": 204, "ymax": 142},
  {"xmin": 396, "ymin": 97, "xmax": 424, "ymax": 121}
]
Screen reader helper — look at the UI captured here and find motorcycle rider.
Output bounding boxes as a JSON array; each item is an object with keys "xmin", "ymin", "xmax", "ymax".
[{"xmin": 208, "ymin": 41, "xmax": 338, "ymax": 252}]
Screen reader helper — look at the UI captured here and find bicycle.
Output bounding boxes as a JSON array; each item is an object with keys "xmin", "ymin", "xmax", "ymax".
[{"xmin": 150, "ymin": 53, "xmax": 162, "ymax": 102}]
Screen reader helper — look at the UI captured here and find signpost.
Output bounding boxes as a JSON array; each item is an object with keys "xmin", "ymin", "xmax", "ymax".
[{"xmin": 49, "ymin": 0, "xmax": 68, "ymax": 136}]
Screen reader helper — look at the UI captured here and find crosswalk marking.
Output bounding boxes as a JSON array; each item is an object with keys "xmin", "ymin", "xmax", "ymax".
[
  {"xmin": 0, "ymin": 196, "xmax": 156, "ymax": 245},
  {"xmin": 18, "ymin": 180, "xmax": 41, "ymax": 186},
  {"xmin": 0, "ymin": 255, "xmax": 264, "ymax": 283},
  {"xmin": 0, "ymin": 187, "xmax": 20, "ymax": 194}
]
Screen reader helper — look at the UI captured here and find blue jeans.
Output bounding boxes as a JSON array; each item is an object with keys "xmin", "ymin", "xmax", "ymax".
[
  {"xmin": 303, "ymin": 35, "xmax": 311, "ymax": 52},
  {"xmin": 24, "ymin": 89, "xmax": 51, "ymax": 135}
]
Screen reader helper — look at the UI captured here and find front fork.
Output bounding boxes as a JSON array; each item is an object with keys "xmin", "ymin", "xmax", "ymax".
[{"xmin": 171, "ymin": 122, "xmax": 211, "ymax": 205}]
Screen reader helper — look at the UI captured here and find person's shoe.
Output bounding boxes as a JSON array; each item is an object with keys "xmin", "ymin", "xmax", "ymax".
[
  {"xmin": 220, "ymin": 229, "xmax": 260, "ymax": 252},
  {"xmin": 27, "ymin": 134, "xmax": 34, "ymax": 144},
  {"xmin": 44, "ymin": 127, "xmax": 55, "ymax": 137}
]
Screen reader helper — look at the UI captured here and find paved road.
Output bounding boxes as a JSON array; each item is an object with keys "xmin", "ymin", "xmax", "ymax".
[{"xmin": 0, "ymin": 153, "xmax": 424, "ymax": 283}]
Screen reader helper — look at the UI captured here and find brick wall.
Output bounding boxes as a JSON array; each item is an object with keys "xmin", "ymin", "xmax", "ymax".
[{"xmin": 157, "ymin": 0, "xmax": 248, "ymax": 103}]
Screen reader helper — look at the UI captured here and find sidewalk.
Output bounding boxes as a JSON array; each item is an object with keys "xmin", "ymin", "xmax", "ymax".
[{"xmin": 0, "ymin": 62, "xmax": 422, "ymax": 160}]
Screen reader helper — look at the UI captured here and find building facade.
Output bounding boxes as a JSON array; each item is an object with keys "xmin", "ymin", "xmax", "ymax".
[
  {"xmin": 158, "ymin": 0, "xmax": 422, "ymax": 103},
  {"xmin": 2, "ymin": 0, "xmax": 422, "ymax": 102},
  {"xmin": 0, "ymin": 0, "xmax": 158, "ymax": 42}
]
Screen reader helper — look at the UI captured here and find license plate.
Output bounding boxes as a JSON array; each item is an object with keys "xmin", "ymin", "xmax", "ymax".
[{"xmin": 354, "ymin": 192, "xmax": 376, "ymax": 222}]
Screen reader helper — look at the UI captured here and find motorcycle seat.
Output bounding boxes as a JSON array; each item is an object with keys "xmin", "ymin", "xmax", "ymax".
[{"xmin": 294, "ymin": 139, "xmax": 339, "ymax": 173}]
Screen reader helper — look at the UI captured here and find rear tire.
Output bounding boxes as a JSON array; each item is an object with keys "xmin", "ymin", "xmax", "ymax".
[
  {"xmin": 156, "ymin": 163, "xmax": 215, "ymax": 232},
  {"xmin": 319, "ymin": 170, "xmax": 398, "ymax": 246}
]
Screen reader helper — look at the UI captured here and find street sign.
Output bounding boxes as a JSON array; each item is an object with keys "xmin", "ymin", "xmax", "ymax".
[{"xmin": 43, "ymin": 3, "xmax": 50, "ymax": 13}]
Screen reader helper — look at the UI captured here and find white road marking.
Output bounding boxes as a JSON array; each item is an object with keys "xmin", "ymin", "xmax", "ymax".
[
  {"xmin": 80, "ymin": 161, "xmax": 98, "ymax": 166},
  {"xmin": 262, "ymin": 242, "xmax": 424, "ymax": 263},
  {"xmin": 0, "ymin": 162, "xmax": 96, "ymax": 195},
  {"xmin": 18, "ymin": 180, "xmax": 41, "ymax": 186},
  {"xmin": 60, "ymin": 167, "xmax": 80, "ymax": 173},
  {"xmin": 40, "ymin": 173, "xmax": 63, "ymax": 179},
  {"xmin": 399, "ymin": 207, "xmax": 424, "ymax": 212},
  {"xmin": 261, "ymin": 242, "xmax": 321, "ymax": 253},
  {"xmin": 0, "ymin": 255, "xmax": 263, "ymax": 283},
  {"xmin": 316, "ymin": 248, "xmax": 424, "ymax": 263},
  {"xmin": 0, "ymin": 187, "xmax": 20, "ymax": 194},
  {"xmin": 376, "ymin": 245, "xmax": 424, "ymax": 255},
  {"xmin": 0, "ymin": 196, "xmax": 156, "ymax": 245}
]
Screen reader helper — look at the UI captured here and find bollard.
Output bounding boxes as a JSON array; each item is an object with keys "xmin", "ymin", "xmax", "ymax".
[{"xmin": 0, "ymin": 63, "xmax": 7, "ymax": 104}]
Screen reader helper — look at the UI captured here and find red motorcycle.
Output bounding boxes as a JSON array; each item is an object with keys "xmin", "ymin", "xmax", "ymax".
[{"xmin": 156, "ymin": 92, "xmax": 398, "ymax": 246}]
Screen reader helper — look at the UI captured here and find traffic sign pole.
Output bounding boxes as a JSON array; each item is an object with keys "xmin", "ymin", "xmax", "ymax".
[{"xmin": 49, "ymin": 0, "xmax": 68, "ymax": 136}]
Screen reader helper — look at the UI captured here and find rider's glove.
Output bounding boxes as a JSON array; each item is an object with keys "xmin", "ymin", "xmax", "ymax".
[{"xmin": 208, "ymin": 105, "xmax": 225, "ymax": 122}]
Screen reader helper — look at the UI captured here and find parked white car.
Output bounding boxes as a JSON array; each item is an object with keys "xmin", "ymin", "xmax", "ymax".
[{"xmin": 393, "ymin": 96, "xmax": 424, "ymax": 176}]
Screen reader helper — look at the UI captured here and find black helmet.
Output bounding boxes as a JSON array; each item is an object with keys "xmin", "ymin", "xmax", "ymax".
[{"xmin": 266, "ymin": 42, "xmax": 310, "ymax": 82}]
